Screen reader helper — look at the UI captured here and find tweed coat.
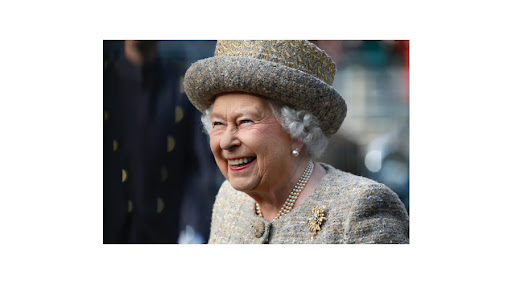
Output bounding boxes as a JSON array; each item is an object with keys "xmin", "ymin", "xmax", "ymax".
[{"xmin": 209, "ymin": 164, "xmax": 409, "ymax": 244}]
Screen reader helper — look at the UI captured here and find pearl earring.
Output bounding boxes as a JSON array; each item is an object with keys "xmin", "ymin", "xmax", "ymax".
[{"xmin": 292, "ymin": 149, "xmax": 299, "ymax": 157}]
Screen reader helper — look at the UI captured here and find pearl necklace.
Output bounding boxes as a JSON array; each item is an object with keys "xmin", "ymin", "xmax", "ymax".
[{"xmin": 255, "ymin": 161, "xmax": 314, "ymax": 221}]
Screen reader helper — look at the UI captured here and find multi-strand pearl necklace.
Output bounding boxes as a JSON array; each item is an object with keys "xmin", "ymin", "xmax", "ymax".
[{"xmin": 256, "ymin": 161, "xmax": 314, "ymax": 221}]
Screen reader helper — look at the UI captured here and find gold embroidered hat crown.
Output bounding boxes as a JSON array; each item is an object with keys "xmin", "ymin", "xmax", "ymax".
[{"xmin": 183, "ymin": 40, "xmax": 347, "ymax": 136}]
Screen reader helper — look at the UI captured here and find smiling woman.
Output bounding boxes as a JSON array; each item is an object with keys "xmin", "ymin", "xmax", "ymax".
[
  {"xmin": 183, "ymin": 40, "xmax": 409, "ymax": 244},
  {"xmin": 208, "ymin": 94, "xmax": 307, "ymax": 205}
]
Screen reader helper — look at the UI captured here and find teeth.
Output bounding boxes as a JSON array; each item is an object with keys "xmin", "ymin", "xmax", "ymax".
[{"xmin": 228, "ymin": 157, "xmax": 255, "ymax": 166}]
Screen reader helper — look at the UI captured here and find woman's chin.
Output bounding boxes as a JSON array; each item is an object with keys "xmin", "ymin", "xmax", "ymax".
[
  {"xmin": 227, "ymin": 177, "xmax": 256, "ymax": 193},
  {"xmin": 228, "ymin": 179, "xmax": 247, "ymax": 191}
]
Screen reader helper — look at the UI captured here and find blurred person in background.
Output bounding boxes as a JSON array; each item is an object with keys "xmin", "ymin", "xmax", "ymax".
[
  {"xmin": 183, "ymin": 40, "xmax": 409, "ymax": 244},
  {"xmin": 313, "ymin": 40, "xmax": 409, "ymax": 211},
  {"xmin": 103, "ymin": 40, "xmax": 218, "ymax": 243},
  {"xmin": 357, "ymin": 40, "xmax": 409, "ymax": 212}
]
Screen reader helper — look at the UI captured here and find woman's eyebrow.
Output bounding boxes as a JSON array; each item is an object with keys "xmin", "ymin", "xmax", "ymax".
[{"xmin": 211, "ymin": 109, "xmax": 260, "ymax": 119}]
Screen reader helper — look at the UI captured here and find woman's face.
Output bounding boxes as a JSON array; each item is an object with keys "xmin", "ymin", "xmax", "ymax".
[{"xmin": 209, "ymin": 93, "xmax": 295, "ymax": 194}]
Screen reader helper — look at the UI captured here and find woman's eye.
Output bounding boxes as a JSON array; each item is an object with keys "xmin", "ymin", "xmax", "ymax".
[
  {"xmin": 213, "ymin": 122, "xmax": 223, "ymax": 126},
  {"xmin": 240, "ymin": 120, "xmax": 252, "ymax": 124}
]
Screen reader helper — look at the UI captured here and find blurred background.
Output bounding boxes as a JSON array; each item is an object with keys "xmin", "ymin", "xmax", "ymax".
[{"xmin": 103, "ymin": 40, "xmax": 409, "ymax": 244}]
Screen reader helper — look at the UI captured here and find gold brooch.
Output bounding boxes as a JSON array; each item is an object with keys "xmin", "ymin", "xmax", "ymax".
[{"xmin": 308, "ymin": 206, "xmax": 326, "ymax": 239}]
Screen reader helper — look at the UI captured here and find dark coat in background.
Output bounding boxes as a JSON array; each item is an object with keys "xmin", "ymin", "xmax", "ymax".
[{"xmin": 103, "ymin": 55, "xmax": 218, "ymax": 243}]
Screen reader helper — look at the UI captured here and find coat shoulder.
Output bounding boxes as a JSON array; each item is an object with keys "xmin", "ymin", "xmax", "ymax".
[{"xmin": 319, "ymin": 164, "xmax": 409, "ymax": 244}]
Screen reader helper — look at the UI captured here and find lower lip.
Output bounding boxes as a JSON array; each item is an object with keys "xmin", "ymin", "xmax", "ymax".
[{"xmin": 228, "ymin": 159, "xmax": 256, "ymax": 172}]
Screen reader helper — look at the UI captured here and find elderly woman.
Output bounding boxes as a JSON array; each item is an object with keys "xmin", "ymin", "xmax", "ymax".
[{"xmin": 183, "ymin": 40, "xmax": 409, "ymax": 244}]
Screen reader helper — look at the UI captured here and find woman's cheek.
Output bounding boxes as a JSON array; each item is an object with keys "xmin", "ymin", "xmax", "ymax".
[{"xmin": 209, "ymin": 136, "xmax": 222, "ymax": 167}]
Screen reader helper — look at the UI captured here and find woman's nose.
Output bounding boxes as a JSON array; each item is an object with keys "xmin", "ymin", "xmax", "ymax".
[{"xmin": 219, "ymin": 127, "xmax": 240, "ymax": 150}]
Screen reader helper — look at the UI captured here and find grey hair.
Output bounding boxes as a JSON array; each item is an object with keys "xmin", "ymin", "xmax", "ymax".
[
  {"xmin": 201, "ymin": 108, "xmax": 214, "ymax": 134},
  {"xmin": 201, "ymin": 99, "xmax": 328, "ymax": 159}
]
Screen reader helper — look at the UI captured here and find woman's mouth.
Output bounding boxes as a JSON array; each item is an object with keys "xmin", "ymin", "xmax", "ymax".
[{"xmin": 228, "ymin": 157, "xmax": 256, "ymax": 171}]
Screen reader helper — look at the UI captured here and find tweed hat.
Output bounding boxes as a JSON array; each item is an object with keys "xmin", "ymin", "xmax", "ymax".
[{"xmin": 183, "ymin": 40, "xmax": 347, "ymax": 137}]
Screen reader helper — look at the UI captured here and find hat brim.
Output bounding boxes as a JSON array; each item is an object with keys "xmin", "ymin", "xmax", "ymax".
[{"xmin": 183, "ymin": 56, "xmax": 346, "ymax": 137}]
